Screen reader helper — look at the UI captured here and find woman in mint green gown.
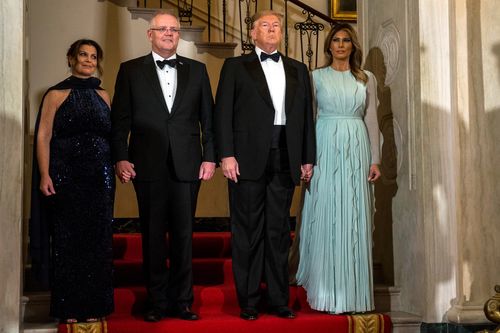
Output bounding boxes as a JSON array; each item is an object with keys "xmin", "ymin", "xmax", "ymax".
[{"xmin": 296, "ymin": 23, "xmax": 381, "ymax": 313}]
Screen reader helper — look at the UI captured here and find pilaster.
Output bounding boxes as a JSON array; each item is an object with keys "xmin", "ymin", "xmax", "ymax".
[{"xmin": 0, "ymin": 0, "xmax": 25, "ymax": 332}]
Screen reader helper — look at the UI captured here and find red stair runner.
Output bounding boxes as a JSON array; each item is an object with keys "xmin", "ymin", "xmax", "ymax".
[{"xmin": 65, "ymin": 232, "xmax": 391, "ymax": 333}]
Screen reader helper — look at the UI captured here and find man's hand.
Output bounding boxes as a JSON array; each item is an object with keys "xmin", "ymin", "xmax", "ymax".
[
  {"xmin": 221, "ymin": 157, "xmax": 240, "ymax": 183},
  {"xmin": 199, "ymin": 162, "xmax": 216, "ymax": 180},
  {"xmin": 301, "ymin": 164, "xmax": 313, "ymax": 183},
  {"xmin": 115, "ymin": 160, "xmax": 136, "ymax": 183}
]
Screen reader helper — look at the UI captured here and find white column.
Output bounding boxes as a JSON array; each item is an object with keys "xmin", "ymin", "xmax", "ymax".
[
  {"xmin": 0, "ymin": 0, "xmax": 25, "ymax": 332},
  {"xmin": 445, "ymin": 0, "xmax": 500, "ymax": 324},
  {"xmin": 417, "ymin": 0, "xmax": 460, "ymax": 323}
]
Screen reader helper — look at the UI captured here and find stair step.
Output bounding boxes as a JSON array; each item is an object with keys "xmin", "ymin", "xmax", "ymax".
[
  {"xmin": 23, "ymin": 292, "xmax": 52, "ymax": 324},
  {"xmin": 194, "ymin": 41, "xmax": 238, "ymax": 58},
  {"xmin": 127, "ymin": 7, "xmax": 157, "ymax": 21},
  {"xmin": 113, "ymin": 232, "xmax": 232, "ymax": 260},
  {"xmin": 386, "ymin": 311, "xmax": 422, "ymax": 333},
  {"xmin": 111, "ymin": 285, "xmax": 346, "ymax": 316},
  {"xmin": 114, "ymin": 258, "xmax": 233, "ymax": 286},
  {"xmin": 24, "ymin": 284, "xmax": 398, "ymax": 320},
  {"xmin": 112, "ymin": 285, "xmax": 241, "ymax": 315},
  {"xmin": 373, "ymin": 285, "xmax": 401, "ymax": 313},
  {"xmin": 23, "ymin": 322, "xmax": 57, "ymax": 333},
  {"xmin": 179, "ymin": 26, "xmax": 205, "ymax": 42}
]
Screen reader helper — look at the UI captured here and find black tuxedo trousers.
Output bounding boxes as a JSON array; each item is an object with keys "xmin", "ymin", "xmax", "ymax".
[
  {"xmin": 229, "ymin": 148, "xmax": 295, "ymax": 308},
  {"xmin": 133, "ymin": 151, "xmax": 200, "ymax": 311}
]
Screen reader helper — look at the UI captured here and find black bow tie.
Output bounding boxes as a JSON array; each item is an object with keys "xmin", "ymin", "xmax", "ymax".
[
  {"xmin": 156, "ymin": 59, "xmax": 178, "ymax": 69},
  {"xmin": 260, "ymin": 52, "xmax": 280, "ymax": 62}
]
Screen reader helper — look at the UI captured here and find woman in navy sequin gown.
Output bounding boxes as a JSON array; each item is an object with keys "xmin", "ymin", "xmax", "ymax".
[{"xmin": 30, "ymin": 39, "xmax": 114, "ymax": 322}]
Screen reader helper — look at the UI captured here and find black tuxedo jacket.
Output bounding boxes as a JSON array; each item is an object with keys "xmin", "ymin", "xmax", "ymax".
[
  {"xmin": 214, "ymin": 51, "xmax": 315, "ymax": 184},
  {"xmin": 111, "ymin": 54, "xmax": 215, "ymax": 181}
]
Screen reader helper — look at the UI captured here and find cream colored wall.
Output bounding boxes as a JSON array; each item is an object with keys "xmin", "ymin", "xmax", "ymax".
[
  {"xmin": 27, "ymin": 0, "xmax": 332, "ymax": 218},
  {"xmin": 360, "ymin": 0, "xmax": 500, "ymax": 324}
]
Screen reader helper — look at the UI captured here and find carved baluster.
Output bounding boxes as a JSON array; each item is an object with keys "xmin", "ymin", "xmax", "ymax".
[
  {"xmin": 239, "ymin": 0, "xmax": 257, "ymax": 54},
  {"xmin": 222, "ymin": 0, "xmax": 227, "ymax": 42},
  {"xmin": 284, "ymin": 0, "xmax": 288, "ymax": 56},
  {"xmin": 177, "ymin": 0, "xmax": 193, "ymax": 26},
  {"xmin": 207, "ymin": 0, "xmax": 211, "ymax": 42},
  {"xmin": 294, "ymin": 11, "xmax": 324, "ymax": 71}
]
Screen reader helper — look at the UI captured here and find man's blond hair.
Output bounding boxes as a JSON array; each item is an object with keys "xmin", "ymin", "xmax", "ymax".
[{"xmin": 251, "ymin": 10, "xmax": 283, "ymax": 29}]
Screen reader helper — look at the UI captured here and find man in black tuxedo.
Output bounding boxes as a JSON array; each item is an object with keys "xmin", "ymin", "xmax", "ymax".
[
  {"xmin": 111, "ymin": 11, "xmax": 216, "ymax": 322},
  {"xmin": 214, "ymin": 9, "xmax": 315, "ymax": 320}
]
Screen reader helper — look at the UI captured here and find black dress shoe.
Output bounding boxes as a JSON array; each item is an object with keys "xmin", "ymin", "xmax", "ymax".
[
  {"xmin": 144, "ymin": 309, "xmax": 166, "ymax": 322},
  {"xmin": 272, "ymin": 306, "xmax": 296, "ymax": 319},
  {"xmin": 176, "ymin": 306, "xmax": 199, "ymax": 321},
  {"xmin": 240, "ymin": 307, "xmax": 258, "ymax": 320}
]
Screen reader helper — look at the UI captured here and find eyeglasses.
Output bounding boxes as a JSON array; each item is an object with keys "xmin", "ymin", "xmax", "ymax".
[{"xmin": 150, "ymin": 27, "xmax": 180, "ymax": 34}]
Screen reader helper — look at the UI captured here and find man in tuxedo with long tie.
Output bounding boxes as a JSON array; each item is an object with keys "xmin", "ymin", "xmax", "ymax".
[
  {"xmin": 111, "ymin": 11, "xmax": 216, "ymax": 322},
  {"xmin": 214, "ymin": 9, "xmax": 316, "ymax": 320}
]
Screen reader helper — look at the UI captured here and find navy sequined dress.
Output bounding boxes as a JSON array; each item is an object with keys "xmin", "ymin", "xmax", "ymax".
[{"xmin": 32, "ymin": 77, "xmax": 115, "ymax": 320}]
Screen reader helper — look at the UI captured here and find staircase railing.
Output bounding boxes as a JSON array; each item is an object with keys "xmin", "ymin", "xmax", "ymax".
[
  {"xmin": 178, "ymin": 0, "xmax": 194, "ymax": 25},
  {"xmin": 137, "ymin": 0, "xmax": 339, "ymax": 70}
]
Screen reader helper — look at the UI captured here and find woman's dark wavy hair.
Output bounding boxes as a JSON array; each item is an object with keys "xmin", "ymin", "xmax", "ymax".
[
  {"xmin": 66, "ymin": 39, "xmax": 104, "ymax": 76},
  {"xmin": 322, "ymin": 23, "xmax": 367, "ymax": 84}
]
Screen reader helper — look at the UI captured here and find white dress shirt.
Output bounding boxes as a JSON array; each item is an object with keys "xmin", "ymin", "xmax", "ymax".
[
  {"xmin": 255, "ymin": 46, "xmax": 286, "ymax": 125},
  {"xmin": 152, "ymin": 51, "xmax": 177, "ymax": 112}
]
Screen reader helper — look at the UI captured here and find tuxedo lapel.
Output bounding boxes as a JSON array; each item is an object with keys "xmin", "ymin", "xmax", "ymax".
[
  {"xmin": 142, "ymin": 54, "xmax": 169, "ymax": 113},
  {"xmin": 282, "ymin": 56, "xmax": 298, "ymax": 116},
  {"xmin": 243, "ymin": 52, "xmax": 275, "ymax": 111},
  {"xmin": 170, "ymin": 56, "xmax": 189, "ymax": 117}
]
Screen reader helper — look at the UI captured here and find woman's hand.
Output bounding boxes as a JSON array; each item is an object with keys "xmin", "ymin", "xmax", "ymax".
[
  {"xmin": 115, "ymin": 160, "xmax": 136, "ymax": 184},
  {"xmin": 368, "ymin": 164, "xmax": 381, "ymax": 183},
  {"xmin": 301, "ymin": 164, "xmax": 314, "ymax": 183},
  {"xmin": 40, "ymin": 174, "xmax": 56, "ymax": 196}
]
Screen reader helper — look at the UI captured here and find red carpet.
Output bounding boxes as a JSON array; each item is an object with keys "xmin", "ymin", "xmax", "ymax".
[{"xmin": 61, "ymin": 232, "xmax": 391, "ymax": 333}]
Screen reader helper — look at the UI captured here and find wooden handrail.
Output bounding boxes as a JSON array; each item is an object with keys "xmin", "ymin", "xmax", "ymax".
[{"xmin": 286, "ymin": 0, "xmax": 337, "ymax": 26}]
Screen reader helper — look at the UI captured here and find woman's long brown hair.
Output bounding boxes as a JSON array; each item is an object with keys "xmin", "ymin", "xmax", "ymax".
[{"xmin": 322, "ymin": 23, "xmax": 367, "ymax": 84}]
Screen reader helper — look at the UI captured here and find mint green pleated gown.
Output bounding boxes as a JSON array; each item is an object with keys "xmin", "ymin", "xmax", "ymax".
[{"xmin": 296, "ymin": 67, "xmax": 375, "ymax": 313}]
